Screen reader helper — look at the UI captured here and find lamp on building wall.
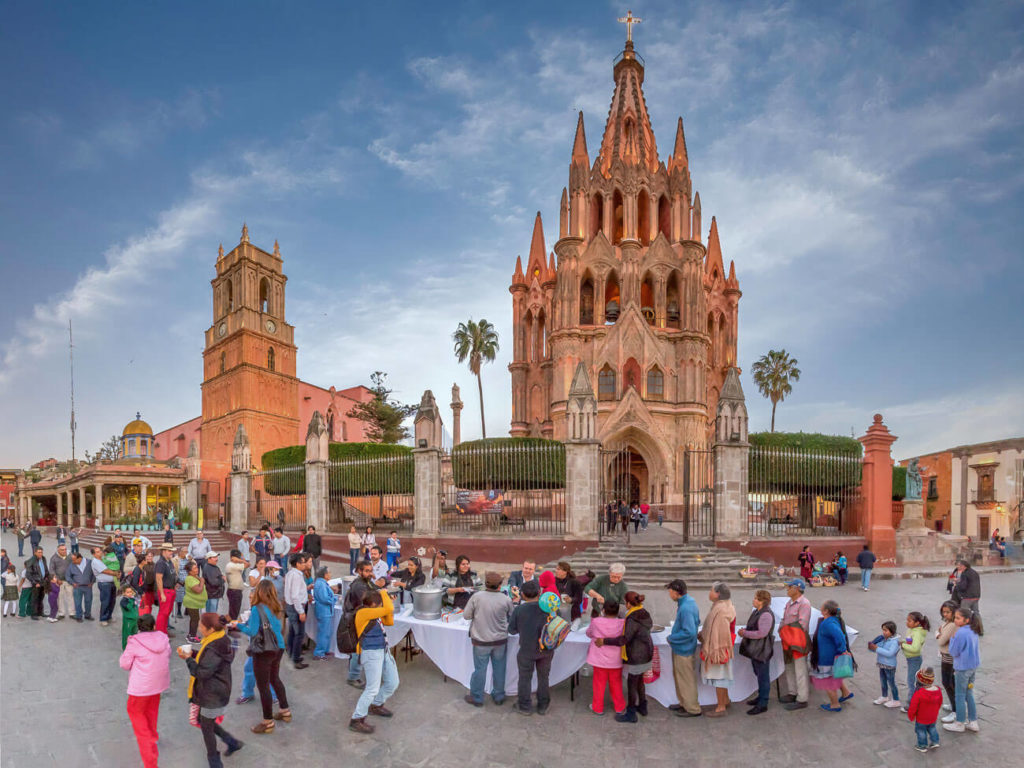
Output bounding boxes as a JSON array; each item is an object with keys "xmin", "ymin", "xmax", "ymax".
[{"xmin": 417, "ymin": 438, "xmax": 428, "ymax": 448}]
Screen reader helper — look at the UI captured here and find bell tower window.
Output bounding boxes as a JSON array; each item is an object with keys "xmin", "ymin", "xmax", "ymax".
[
  {"xmin": 589, "ymin": 193, "xmax": 603, "ymax": 240},
  {"xmin": 226, "ymin": 279, "xmax": 234, "ymax": 313},
  {"xmin": 612, "ymin": 189, "xmax": 624, "ymax": 244},
  {"xmin": 641, "ymin": 272, "xmax": 655, "ymax": 325},
  {"xmin": 220, "ymin": 352, "xmax": 225, "ymax": 374},
  {"xmin": 267, "ymin": 346, "xmax": 275, "ymax": 371},
  {"xmin": 604, "ymin": 270, "xmax": 620, "ymax": 324},
  {"xmin": 637, "ymin": 193, "xmax": 651, "ymax": 246},
  {"xmin": 579, "ymin": 273, "xmax": 595, "ymax": 325},
  {"xmin": 598, "ymin": 365, "xmax": 617, "ymax": 401},
  {"xmin": 658, "ymin": 195, "xmax": 671, "ymax": 240},
  {"xmin": 259, "ymin": 278, "xmax": 270, "ymax": 314}
]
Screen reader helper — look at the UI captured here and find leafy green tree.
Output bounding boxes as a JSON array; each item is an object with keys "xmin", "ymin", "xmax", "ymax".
[
  {"xmin": 452, "ymin": 319, "xmax": 500, "ymax": 438},
  {"xmin": 751, "ymin": 349, "xmax": 801, "ymax": 432},
  {"xmin": 347, "ymin": 371, "xmax": 416, "ymax": 444}
]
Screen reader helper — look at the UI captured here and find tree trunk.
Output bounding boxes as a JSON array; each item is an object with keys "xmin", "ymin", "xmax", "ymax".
[
  {"xmin": 477, "ymin": 370, "xmax": 486, "ymax": 438},
  {"xmin": 770, "ymin": 400, "xmax": 778, "ymax": 432}
]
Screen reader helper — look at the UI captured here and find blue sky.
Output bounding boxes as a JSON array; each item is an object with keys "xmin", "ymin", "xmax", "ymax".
[{"xmin": 2, "ymin": 0, "xmax": 1022, "ymax": 467}]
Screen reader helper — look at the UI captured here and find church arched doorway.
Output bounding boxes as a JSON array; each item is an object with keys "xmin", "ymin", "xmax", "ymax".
[{"xmin": 604, "ymin": 445, "xmax": 649, "ymax": 506}]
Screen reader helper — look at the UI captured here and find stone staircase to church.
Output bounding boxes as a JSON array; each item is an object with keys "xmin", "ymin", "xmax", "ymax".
[
  {"xmin": 74, "ymin": 528, "xmax": 239, "ymax": 554},
  {"xmin": 542, "ymin": 541, "xmax": 781, "ymax": 590}
]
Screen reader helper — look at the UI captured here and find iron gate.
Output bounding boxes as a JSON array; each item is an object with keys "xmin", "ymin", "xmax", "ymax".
[
  {"xmin": 600, "ymin": 445, "xmax": 632, "ymax": 542},
  {"xmin": 249, "ymin": 466, "xmax": 306, "ymax": 531},
  {"xmin": 682, "ymin": 447, "xmax": 715, "ymax": 542}
]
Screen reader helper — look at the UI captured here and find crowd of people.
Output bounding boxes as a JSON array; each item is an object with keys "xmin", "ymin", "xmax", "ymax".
[{"xmin": 2, "ymin": 525, "xmax": 991, "ymax": 766}]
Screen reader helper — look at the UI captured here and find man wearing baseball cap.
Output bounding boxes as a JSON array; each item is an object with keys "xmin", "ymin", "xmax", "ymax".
[
  {"xmin": 780, "ymin": 579, "xmax": 811, "ymax": 710},
  {"xmin": 203, "ymin": 551, "xmax": 225, "ymax": 614},
  {"xmin": 153, "ymin": 542, "xmax": 178, "ymax": 635}
]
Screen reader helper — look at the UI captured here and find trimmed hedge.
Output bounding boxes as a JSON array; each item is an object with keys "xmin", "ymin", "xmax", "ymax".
[
  {"xmin": 260, "ymin": 443, "xmax": 413, "ymax": 495},
  {"xmin": 749, "ymin": 431, "xmax": 863, "ymax": 493},
  {"xmin": 892, "ymin": 466, "xmax": 907, "ymax": 500},
  {"xmin": 452, "ymin": 437, "xmax": 565, "ymax": 491}
]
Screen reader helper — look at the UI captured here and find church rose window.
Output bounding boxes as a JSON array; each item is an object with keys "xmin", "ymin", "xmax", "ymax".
[{"xmin": 598, "ymin": 366, "xmax": 616, "ymax": 400}]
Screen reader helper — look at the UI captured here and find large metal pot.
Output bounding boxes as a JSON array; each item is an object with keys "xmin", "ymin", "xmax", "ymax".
[{"xmin": 412, "ymin": 584, "xmax": 444, "ymax": 620}]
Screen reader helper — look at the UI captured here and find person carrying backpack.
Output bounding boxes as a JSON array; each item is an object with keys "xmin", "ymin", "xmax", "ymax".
[
  {"xmin": 508, "ymin": 581, "xmax": 554, "ymax": 716},
  {"xmin": 596, "ymin": 591, "xmax": 654, "ymax": 722}
]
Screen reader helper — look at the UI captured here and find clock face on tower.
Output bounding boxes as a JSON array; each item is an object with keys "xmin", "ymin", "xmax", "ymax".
[
  {"xmin": 217, "ymin": 322, "xmax": 227, "ymax": 338},
  {"xmin": 265, "ymin": 319, "xmax": 277, "ymax": 333}
]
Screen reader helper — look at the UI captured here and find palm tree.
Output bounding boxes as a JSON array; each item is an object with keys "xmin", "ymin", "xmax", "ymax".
[
  {"xmin": 751, "ymin": 349, "xmax": 801, "ymax": 432},
  {"xmin": 452, "ymin": 319, "xmax": 500, "ymax": 438}
]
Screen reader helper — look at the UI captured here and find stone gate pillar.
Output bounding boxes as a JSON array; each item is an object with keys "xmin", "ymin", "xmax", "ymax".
[
  {"xmin": 229, "ymin": 424, "xmax": 252, "ymax": 533},
  {"xmin": 564, "ymin": 363, "xmax": 601, "ymax": 540},
  {"xmin": 305, "ymin": 411, "xmax": 329, "ymax": 531},
  {"xmin": 412, "ymin": 448, "xmax": 441, "ymax": 538},
  {"xmin": 858, "ymin": 414, "xmax": 897, "ymax": 563},
  {"xmin": 713, "ymin": 368, "xmax": 749, "ymax": 540}
]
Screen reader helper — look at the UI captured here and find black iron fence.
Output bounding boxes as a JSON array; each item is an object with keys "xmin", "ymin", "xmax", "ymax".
[
  {"xmin": 440, "ymin": 441, "xmax": 565, "ymax": 535},
  {"xmin": 747, "ymin": 445, "xmax": 863, "ymax": 537},
  {"xmin": 682, "ymin": 447, "xmax": 715, "ymax": 542},
  {"xmin": 248, "ymin": 466, "xmax": 306, "ymax": 530},
  {"xmin": 600, "ymin": 446, "xmax": 632, "ymax": 541},
  {"xmin": 327, "ymin": 454, "xmax": 414, "ymax": 532}
]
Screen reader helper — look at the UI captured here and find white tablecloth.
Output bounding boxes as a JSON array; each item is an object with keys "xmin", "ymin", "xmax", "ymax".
[
  {"xmin": 304, "ymin": 602, "xmax": 411, "ymax": 659},
  {"xmin": 644, "ymin": 597, "xmax": 859, "ymax": 706},
  {"xmin": 391, "ymin": 609, "xmax": 590, "ymax": 695}
]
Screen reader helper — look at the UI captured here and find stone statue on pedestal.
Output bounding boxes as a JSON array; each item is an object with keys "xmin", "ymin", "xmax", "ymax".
[{"xmin": 906, "ymin": 458, "xmax": 923, "ymax": 500}]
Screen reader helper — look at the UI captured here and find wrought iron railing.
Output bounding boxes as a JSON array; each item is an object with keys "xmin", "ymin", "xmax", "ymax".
[
  {"xmin": 441, "ymin": 441, "xmax": 565, "ymax": 535},
  {"xmin": 249, "ymin": 465, "xmax": 306, "ymax": 530},
  {"xmin": 747, "ymin": 446, "xmax": 863, "ymax": 537},
  {"xmin": 327, "ymin": 454, "xmax": 414, "ymax": 532}
]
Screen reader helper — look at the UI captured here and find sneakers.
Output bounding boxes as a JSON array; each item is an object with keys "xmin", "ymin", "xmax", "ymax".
[
  {"xmin": 965, "ymin": 721, "xmax": 980, "ymax": 732},
  {"xmin": 942, "ymin": 703, "xmax": 952, "ymax": 711},
  {"xmin": 588, "ymin": 704, "xmax": 604, "ymax": 716},
  {"xmin": 346, "ymin": 679, "xmax": 365, "ymax": 690},
  {"xmin": 100, "ymin": 621, "xmax": 109, "ymax": 626},
  {"xmin": 884, "ymin": 699, "xmax": 902, "ymax": 708},
  {"xmin": 873, "ymin": 696, "xmax": 891, "ymax": 705},
  {"xmin": 942, "ymin": 721, "xmax": 965, "ymax": 733},
  {"xmin": 236, "ymin": 696, "xmax": 254, "ymax": 705},
  {"xmin": 348, "ymin": 717, "xmax": 374, "ymax": 734},
  {"xmin": 47, "ymin": 617, "xmax": 58, "ymax": 623},
  {"xmin": 900, "ymin": 706, "xmax": 909, "ymax": 713},
  {"xmin": 941, "ymin": 712, "xmax": 956, "ymax": 723},
  {"xmin": 914, "ymin": 746, "xmax": 928, "ymax": 753},
  {"xmin": 929, "ymin": 743, "xmax": 941, "ymax": 750},
  {"xmin": 783, "ymin": 701, "xmax": 808, "ymax": 711}
]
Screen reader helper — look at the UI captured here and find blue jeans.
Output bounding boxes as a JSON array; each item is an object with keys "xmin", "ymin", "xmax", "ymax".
[
  {"xmin": 348, "ymin": 653, "xmax": 362, "ymax": 681},
  {"xmin": 205, "ymin": 597, "xmax": 220, "ymax": 613},
  {"xmin": 73, "ymin": 586, "xmax": 93, "ymax": 619},
  {"xmin": 314, "ymin": 609, "xmax": 333, "ymax": 657},
  {"xmin": 879, "ymin": 666, "xmax": 898, "ymax": 701},
  {"xmin": 352, "ymin": 648, "xmax": 399, "ymax": 718},
  {"xmin": 242, "ymin": 656, "xmax": 277, "ymax": 701},
  {"xmin": 18, "ymin": 539, "xmax": 24, "ymax": 556},
  {"xmin": 750, "ymin": 658, "xmax": 770, "ymax": 707},
  {"xmin": 349, "ymin": 549, "xmax": 360, "ymax": 575},
  {"xmin": 70, "ymin": 543, "xmax": 79, "ymax": 555},
  {"xmin": 469, "ymin": 642, "xmax": 508, "ymax": 703},
  {"xmin": 285, "ymin": 605, "xmax": 305, "ymax": 662},
  {"xmin": 906, "ymin": 655, "xmax": 922, "ymax": 697},
  {"xmin": 386, "ymin": 552, "xmax": 400, "ymax": 570},
  {"xmin": 861, "ymin": 568, "xmax": 871, "ymax": 589},
  {"xmin": 915, "ymin": 723, "xmax": 939, "ymax": 748},
  {"xmin": 954, "ymin": 667, "xmax": 977, "ymax": 723},
  {"xmin": 98, "ymin": 582, "xmax": 115, "ymax": 622}
]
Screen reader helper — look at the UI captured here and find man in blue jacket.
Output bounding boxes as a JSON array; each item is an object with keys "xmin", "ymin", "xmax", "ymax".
[{"xmin": 666, "ymin": 578, "xmax": 701, "ymax": 717}]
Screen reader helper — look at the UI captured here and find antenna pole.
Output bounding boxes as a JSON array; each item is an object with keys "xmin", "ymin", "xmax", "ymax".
[{"xmin": 69, "ymin": 319, "xmax": 76, "ymax": 462}]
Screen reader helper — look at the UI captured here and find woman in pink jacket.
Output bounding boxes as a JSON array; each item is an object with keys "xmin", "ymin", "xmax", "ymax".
[
  {"xmin": 119, "ymin": 614, "xmax": 171, "ymax": 768},
  {"xmin": 585, "ymin": 598, "xmax": 626, "ymax": 715}
]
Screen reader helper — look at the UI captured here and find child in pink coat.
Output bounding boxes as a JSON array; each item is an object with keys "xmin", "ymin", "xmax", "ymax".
[
  {"xmin": 586, "ymin": 599, "xmax": 626, "ymax": 715},
  {"xmin": 119, "ymin": 614, "xmax": 171, "ymax": 768}
]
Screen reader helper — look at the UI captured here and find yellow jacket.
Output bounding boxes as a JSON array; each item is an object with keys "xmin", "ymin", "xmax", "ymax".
[{"xmin": 354, "ymin": 590, "xmax": 394, "ymax": 653}]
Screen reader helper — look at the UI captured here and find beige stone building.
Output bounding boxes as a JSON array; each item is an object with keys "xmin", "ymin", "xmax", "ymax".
[
  {"xmin": 949, "ymin": 437, "xmax": 1024, "ymax": 540},
  {"xmin": 509, "ymin": 36, "xmax": 740, "ymax": 509}
]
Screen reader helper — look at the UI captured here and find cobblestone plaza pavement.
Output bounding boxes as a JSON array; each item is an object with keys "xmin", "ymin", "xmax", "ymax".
[{"xmin": 2, "ymin": 531, "xmax": 1022, "ymax": 767}]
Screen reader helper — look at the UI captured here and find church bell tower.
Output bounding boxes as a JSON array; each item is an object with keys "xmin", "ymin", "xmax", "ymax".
[{"xmin": 200, "ymin": 224, "xmax": 300, "ymax": 483}]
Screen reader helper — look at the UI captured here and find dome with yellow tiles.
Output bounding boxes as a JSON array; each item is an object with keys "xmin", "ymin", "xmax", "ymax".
[{"xmin": 122, "ymin": 412, "xmax": 154, "ymax": 436}]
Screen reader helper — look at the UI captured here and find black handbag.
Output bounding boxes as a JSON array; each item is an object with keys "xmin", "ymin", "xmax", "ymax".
[{"xmin": 247, "ymin": 605, "xmax": 279, "ymax": 656}]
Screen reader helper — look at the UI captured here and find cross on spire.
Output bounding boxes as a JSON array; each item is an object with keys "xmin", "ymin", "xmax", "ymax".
[{"xmin": 618, "ymin": 9, "xmax": 642, "ymax": 43}]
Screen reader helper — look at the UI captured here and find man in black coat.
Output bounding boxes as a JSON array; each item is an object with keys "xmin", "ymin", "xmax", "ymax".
[
  {"xmin": 508, "ymin": 581, "xmax": 554, "ymax": 715},
  {"xmin": 302, "ymin": 525, "xmax": 323, "ymax": 572},
  {"xmin": 342, "ymin": 560, "xmax": 376, "ymax": 689},
  {"xmin": 952, "ymin": 558, "xmax": 981, "ymax": 614},
  {"xmin": 202, "ymin": 552, "xmax": 225, "ymax": 613},
  {"xmin": 24, "ymin": 546, "xmax": 47, "ymax": 619}
]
